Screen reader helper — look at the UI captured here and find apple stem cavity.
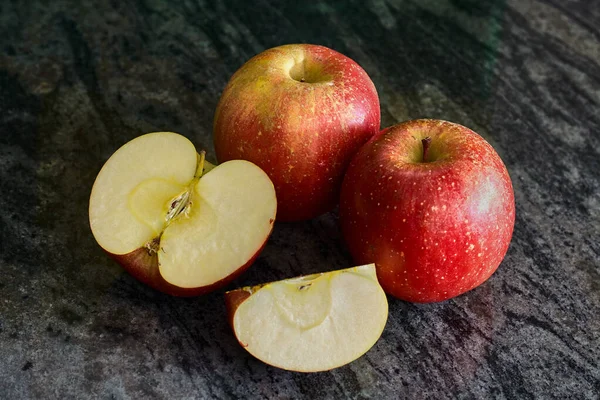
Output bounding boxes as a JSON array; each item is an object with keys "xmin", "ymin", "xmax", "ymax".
[{"xmin": 422, "ymin": 137, "xmax": 432, "ymax": 163}]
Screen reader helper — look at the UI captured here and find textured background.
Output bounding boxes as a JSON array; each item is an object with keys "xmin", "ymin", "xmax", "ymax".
[{"xmin": 1, "ymin": 0, "xmax": 599, "ymax": 398}]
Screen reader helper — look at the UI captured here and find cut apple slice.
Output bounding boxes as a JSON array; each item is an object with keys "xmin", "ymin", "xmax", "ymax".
[
  {"xmin": 89, "ymin": 132, "xmax": 276, "ymax": 296},
  {"xmin": 225, "ymin": 264, "xmax": 388, "ymax": 372}
]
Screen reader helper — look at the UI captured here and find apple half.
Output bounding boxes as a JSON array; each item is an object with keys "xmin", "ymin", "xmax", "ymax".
[
  {"xmin": 89, "ymin": 132, "xmax": 277, "ymax": 296},
  {"xmin": 225, "ymin": 264, "xmax": 388, "ymax": 372}
]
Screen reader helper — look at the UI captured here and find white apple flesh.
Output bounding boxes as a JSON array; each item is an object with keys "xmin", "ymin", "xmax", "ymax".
[
  {"xmin": 225, "ymin": 264, "xmax": 388, "ymax": 372},
  {"xmin": 89, "ymin": 132, "xmax": 277, "ymax": 296}
]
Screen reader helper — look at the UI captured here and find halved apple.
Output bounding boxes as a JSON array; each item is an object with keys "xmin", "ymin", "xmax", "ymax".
[
  {"xmin": 89, "ymin": 132, "xmax": 277, "ymax": 296},
  {"xmin": 225, "ymin": 264, "xmax": 388, "ymax": 372}
]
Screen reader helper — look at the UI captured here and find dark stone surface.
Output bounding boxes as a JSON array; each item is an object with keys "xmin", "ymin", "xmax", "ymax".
[{"xmin": 1, "ymin": 0, "xmax": 599, "ymax": 398}]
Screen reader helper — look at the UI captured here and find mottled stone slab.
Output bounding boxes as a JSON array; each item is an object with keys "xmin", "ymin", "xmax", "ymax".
[{"xmin": 1, "ymin": 0, "xmax": 599, "ymax": 398}]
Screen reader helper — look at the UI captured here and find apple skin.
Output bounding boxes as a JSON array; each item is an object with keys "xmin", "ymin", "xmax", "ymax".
[
  {"xmin": 339, "ymin": 119, "xmax": 515, "ymax": 303},
  {"xmin": 224, "ymin": 287, "xmax": 254, "ymax": 333},
  {"xmin": 214, "ymin": 44, "xmax": 380, "ymax": 222},
  {"xmin": 109, "ymin": 236, "xmax": 271, "ymax": 297}
]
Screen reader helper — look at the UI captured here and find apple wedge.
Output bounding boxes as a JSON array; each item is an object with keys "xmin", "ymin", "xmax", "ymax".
[
  {"xmin": 89, "ymin": 132, "xmax": 277, "ymax": 296},
  {"xmin": 225, "ymin": 264, "xmax": 388, "ymax": 372}
]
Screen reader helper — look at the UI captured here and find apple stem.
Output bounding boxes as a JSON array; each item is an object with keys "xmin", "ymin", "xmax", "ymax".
[
  {"xmin": 422, "ymin": 137, "xmax": 432, "ymax": 163},
  {"xmin": 195, "ymin": 150, "xmax": 206, "ymax": 179}
]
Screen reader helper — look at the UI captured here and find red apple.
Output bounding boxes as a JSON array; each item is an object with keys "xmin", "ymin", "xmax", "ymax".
[
  {"xmin": 89, "ymin": 132, "xmax": 277, "ymax": 296},
  {"xmin": 214, "ymin": 44, "xmax": 380, "ymax": 222},
  {"xmin": 339, "ymin": 119, "xmax": 515, "ymax": 303}
]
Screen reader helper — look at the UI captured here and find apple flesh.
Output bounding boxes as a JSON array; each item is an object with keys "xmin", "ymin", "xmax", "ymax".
[
  {"xmin": 89, "ymin": 132, "xmax": 277, "ymax": 296},
  {"xmin": 340, "ymin": 120, "xmax": 515, "ymax": 303},
  {"xmin": 225, "ymin": 264, "xmax": 388, "ymax": 372},
  {"xmin": 214, "ymin": 44, "xmax": 380, "ymax": 222}
]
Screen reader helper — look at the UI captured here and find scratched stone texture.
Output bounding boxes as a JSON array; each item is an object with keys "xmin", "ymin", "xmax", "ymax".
[{"xmin": 0, "ymin": 0, "xmax": 599, "ymax": 399}]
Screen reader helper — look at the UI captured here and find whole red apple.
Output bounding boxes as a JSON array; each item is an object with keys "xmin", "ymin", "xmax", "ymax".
[
  {"xmin": 214, "ymin": 44, "xmax": 380, "ymax": 222},
  {"xmin": 339, "ymin": 119, "xmax": 515, "ymax": 303}
]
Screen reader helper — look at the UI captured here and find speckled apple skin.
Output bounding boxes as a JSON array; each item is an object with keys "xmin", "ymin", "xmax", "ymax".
[
  {"xmin": 340, "ymin": 119, "xmax": 515, "ymax": 303},
  {"xmin": 214, "ymin": 44, "xmax": 380, "ymax": 222}
]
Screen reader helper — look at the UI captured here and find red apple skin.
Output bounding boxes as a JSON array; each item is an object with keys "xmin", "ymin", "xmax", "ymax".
[
  {"xmin": 214, "ymin": 44, "xmax": 380, "ymax": 222},
  {"xmin": 108, "ymin": 225, "xmax": 273, "ymax": 297},
  {"xmin": 224, "ymin": 282, "xmax": 272, "ymax": 327},
  {"xmin": 224, "ymin": 285, "xmax": 270, "ymax": 348},
  {"xmin": 340, "ymin": 119, "xmax": 515, "ymax": 303},
  {"xmin": 224, "ymin": 288, "xmax": 253, "ymax": 332}
]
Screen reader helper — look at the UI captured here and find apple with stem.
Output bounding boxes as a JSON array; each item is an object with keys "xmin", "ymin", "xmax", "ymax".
[
  {"xmin": 340, "ymin": 119, "xmax": 515, "ymax": 303},
  {"xmin": 214, "ymin": 44, "xmax": 380, "ymax": 222},
  {"xmin": 89, "ymin": 132, "xmax": 277, "ymax": 296},
  {"xmin": 225, "ymin": 264, "xmax": 388, "ymax": 372}
]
